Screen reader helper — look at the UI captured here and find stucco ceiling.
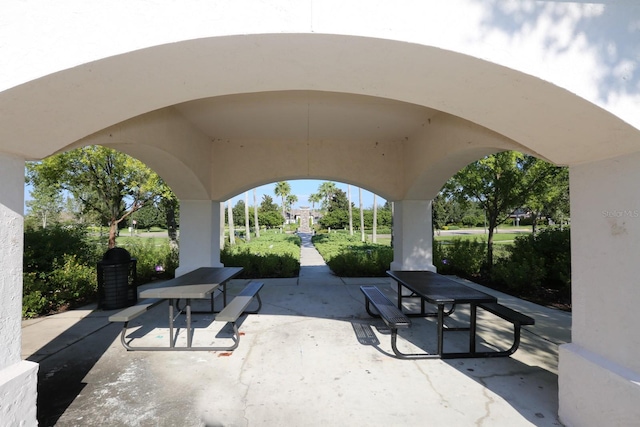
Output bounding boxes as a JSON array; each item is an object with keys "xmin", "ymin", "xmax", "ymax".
[{"xmin": 174, "ymin": 91, "xmax": 437, "ymax": 143}]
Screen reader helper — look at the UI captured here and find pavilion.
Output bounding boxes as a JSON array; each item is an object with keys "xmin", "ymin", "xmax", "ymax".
[{"xmin": 1, "ymin": 2, "xmax": 639, "ymax": 425}]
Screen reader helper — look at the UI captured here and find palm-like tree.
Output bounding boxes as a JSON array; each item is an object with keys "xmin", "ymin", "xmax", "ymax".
[
  {"xmin": 274, "ymin": 181, "xmax": 291, "ymax": 222},
  {"xmin": 308, "ymin": 192, "xmax": 322, "ymax": 214},
  {"xmin": 286, "ymin": 194, "xmax": 298, "ymax": 216},
  {"xmin": 359, "ymin": 187, "xmax": 365, "ymax": 242},
  {"xmin": 244, "ymin": 192, "xmax": 251, "ymax": 242},
  {"xmin": 253, "ymin": 188, "xmax": 260, "ymax": 238},
  {"xmin": 348, "ymin": 185, "xmax": 354, "ymax": 236},
  {"xmin": 318, "ymin": 181, "xmax": 338, "ymax": 211},
  {"xmin": 227, "ymin": 199, "xmax": 236, "ymax": 245},
  {"xmin": 372, "ymin": 193, "xmax": 377, "ymax": 243}
]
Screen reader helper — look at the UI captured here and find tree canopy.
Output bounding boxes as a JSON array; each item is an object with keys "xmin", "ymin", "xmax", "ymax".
[
  {"xmin": 26, "ymin": 145, "xmax": 165, "ymax": 248},
  {"xmin": 444, "ymin": 151, "xmax": 566, "ymax": 270}
]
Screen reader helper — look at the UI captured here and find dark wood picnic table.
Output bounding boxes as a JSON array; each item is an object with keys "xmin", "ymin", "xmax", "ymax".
[
  {"xmin": 131, "ymin": 266, "xmax": 243, "ymax": 349},
  {"xmin": 386, "ymin": 270, "xmax": 497, "ymax": 358}
]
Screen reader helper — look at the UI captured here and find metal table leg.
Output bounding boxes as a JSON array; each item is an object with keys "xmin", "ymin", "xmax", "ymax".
[
  {"xmin": 437, "ymin": 304, "xmax": 444, "ymax": 356},
  {"xmin": 470, "ymin": 304, "xmax": 477, "ymax": 353}
]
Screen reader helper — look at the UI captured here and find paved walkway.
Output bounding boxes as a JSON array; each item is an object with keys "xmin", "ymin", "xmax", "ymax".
[{"xmin": 22, "ymin": 233, "xmax": 571, "ymax": 426}]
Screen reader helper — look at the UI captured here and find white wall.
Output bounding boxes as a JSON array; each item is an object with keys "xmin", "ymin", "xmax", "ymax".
[
  {"xmin": 0, "ymin": 154, "xmax": 38, "ymax": 426},
  {"xmin": 559, "ymin": 151, "xmax": 640, "ymax": 426}
]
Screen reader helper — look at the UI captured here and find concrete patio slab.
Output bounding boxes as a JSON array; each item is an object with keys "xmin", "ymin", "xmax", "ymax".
[
  {"xmin": 24, "ymin": 278, "xmax": 569, "ymax": 426},
  {"xmin": 23, "ymin": 234, "xmax": 570, "ymax": 426}
]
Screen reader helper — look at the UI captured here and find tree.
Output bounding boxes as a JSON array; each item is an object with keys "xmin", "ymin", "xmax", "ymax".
[
  {"xmin": 372, "ymin": 194, "xmax": 378, "ymax": 243},
  {"xmin": 524, "ymin": 166, "xmax": 569, "ymax": 233},
  {"xmin": 445, "ymin": 151, "xmax": 557, "ymax": 271},
  {"xmin": 318, "ymin": 188, "xmax": 350, "ymax": 229},
  {"xmin": 286, "ymin": 194, "xmax": 298, "ymax": 217},
  {"xmin": 244, "ymin": 192, "xmax": 251, "ymax": 242},
  {"xmin": 274, "ymin": 181, "xmax": 291, "ymax": 222},
  {"xmin": 347, "ymin": 185, "xmax": 354, "ymax": 236},
  {"xmin": 308, "ymin": 192, "xmax": 322, "ymax": 213},
  {"xmin": 253, "ymin": 189, "xmax": 260, "ymax": 237},
  {"xmin": 227, "ymin": 200, "xmax": 235, "ymax": 245},
  {"xmin": 25, "ymin": 183, "xmax": 63, "ymax": 229},
  {"xmin": 258, "ymin": 194, "xmax": 283, "ymax": 228},
  {"xmin": 160, "ymin": 188, "xmax": 179, "ymax": 250},
  {"xmin": 26, "ymin": 146, "xmax": 161, "ymax": 248},
  {"xmin": 359, "ymin": 187, "xmax": 365, "ymax": 242},
  {"xmin": 317, "ymin": 181, "xmax": 338, "ymax": 211}
]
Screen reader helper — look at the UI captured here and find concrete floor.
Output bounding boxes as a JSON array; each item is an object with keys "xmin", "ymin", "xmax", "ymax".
[{"xmin": 22, "ymin": 235, "xmax": 570, "ymax": 426}]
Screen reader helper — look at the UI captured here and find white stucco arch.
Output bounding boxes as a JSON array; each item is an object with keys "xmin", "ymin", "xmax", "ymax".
[{"xmin": 1, "ymin": 2, "xmax": 639, "ymax": 425}]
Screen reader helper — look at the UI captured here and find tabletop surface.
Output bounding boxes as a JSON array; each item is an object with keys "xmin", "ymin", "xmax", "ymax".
[
  {"xmin": 165, "ymin": 266, "xmax": 243, "ymax": 287},
  {"xmin": 386, "ymin": 270, "xmax": 496, "ymax": 304},
  {"xmin": 139, "ymin": 266, "xmax": 243, "ymax": 299},
  {"xmin": 140, "ymin": 283, "xmax": 220, "ymax": 299}
]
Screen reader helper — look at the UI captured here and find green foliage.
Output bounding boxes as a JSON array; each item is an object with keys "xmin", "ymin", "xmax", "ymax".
[
  {"xmin": 319, "ymin": 208, "xmax": 349, "ymax": 230},
  {"xmin": 23, "ymin": 226, "xmax": 101, "ymax": 318},
  {"xmin": 22, "ymin": 225, "xmax": 180, "ymax": 318},
  {"xmin": 318, "ymin": 188, "xmax": 351, "ymax": 229},
  {"xmin": 433, "ymin": 239, "xmax": 487, "ymax": 278},
  {"xmin": 26, "ymin": 146, "xmax": 174, "ymax": 248},
  {"xmin": 24, "ymin": 225, "xmax": 98, "ymax": 274},
  {"xmin": 259, "ymin": 210, "xmax": 284, "ymax": 228},
  {"xmin": 312, "ymin": 233, "xmax": 393, "ymax": 277},
  {"xmin": 221, "ymin": 232, "xmax": 301, "ymax": 278},
  {"xmin": 492, "ymin": 227, "xmax": 571, "ymax": 302},
  {"xmin": 119, "ymin": 239, "xmax": 179, "ymax": 284}
]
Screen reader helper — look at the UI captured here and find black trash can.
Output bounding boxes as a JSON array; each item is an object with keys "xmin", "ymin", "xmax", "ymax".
[{"xmin": 97, "ymin": 247, "xmax": 137, "ymax": 309}]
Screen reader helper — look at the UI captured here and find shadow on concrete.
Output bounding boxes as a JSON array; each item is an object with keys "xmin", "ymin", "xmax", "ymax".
[
  {"xmin": 24, "ymin": 310, "xmax": 121, "ymax": 426},
  {"xmin": 24, "ymin": 276, "xmax": 567, "ymax": 426}
]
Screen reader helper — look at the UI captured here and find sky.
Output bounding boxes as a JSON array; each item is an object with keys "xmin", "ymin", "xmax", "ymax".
[
  {"xmin": 226, "ymin": 179, "xmax": 385, "ymax": 210},
  {"xmin": 24, "ymin": 179, "xmax": 386, "ymax": 214}
]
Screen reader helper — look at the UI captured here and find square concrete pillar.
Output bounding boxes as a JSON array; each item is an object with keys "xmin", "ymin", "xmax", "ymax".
[
  {"xmin": 176, "ymin": 200, "xmax": 223, "ymax": 276},
  {"xmin": 390, "ymin": 200, "xmax": 436, "ymax": 271},
  {"xmin": 559, "ymin": 152, "xmax": 640, "ymax": 426},
  {"xmin": 0, "ymin": 154, "xmax": 38, "ymax": 425}
]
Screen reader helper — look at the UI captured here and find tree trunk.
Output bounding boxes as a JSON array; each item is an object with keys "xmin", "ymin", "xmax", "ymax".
[
  {"xmin": 372, "ymin": 194, "xmax": 377, "ymax": 244},
  {"xmin": 227, "ymin": 200, "xmax": 235, "ymax": 245},
  {"xmin": 220, "ymin": 202, "xmax": 225, "ymax": 250},
  {"xmin": 531, "ymin": 211, "xmax": 539, "ymax": 235},
  {"xmin": 359, "ymin": 187, "xmax": 365, "ymax": 242},
  {"xmin": 164, "ymin": 198, "xmax": 179, "ymax": 250},
  {"xmin": 485, "ymin": 216, "xmax": 499, "ymax": 274},
  {"xmin": 348, "ymin": 185, "xmax": 353, "ymax": 236},
  {"xmin": 244, "ymin": 192, "xmax": 251, "ymax": 242},
  {"xmin": 108, "ymin": 218, "xmax": 118, "ymax": 249},
  {"xmin": 253, "ymin": 189, "xmax": 260, "ymax": 238}
]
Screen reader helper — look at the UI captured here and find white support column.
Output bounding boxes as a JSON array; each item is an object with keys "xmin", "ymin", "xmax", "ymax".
[
  {"xmin": 390, "ymin": 200, "xmax": 436, "ymax": 271},
  {"xmin": 176, "ymin": 200, "xmax": 223, "ymax": 276},
  {"xmin": 559, "ymin": 152, "xmax": 640, "ymax": 427},
  {"xmin": 0, "ymin": 154, "xmax": 37, "ymax": 425}
]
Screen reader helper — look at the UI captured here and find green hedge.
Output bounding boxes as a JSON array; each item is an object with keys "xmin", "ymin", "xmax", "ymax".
[
  {"xmin": 23, "ymin": 226, "xmax": 101, "ymax": 318},
  {"xmin": 221, "ymin": 232, "xmax": 301, "ymax": 278},
  {"xmin": 491, "ymin": 227, "xmax": 571, "ymax": 303},
  {"xmin": 23, "ymin": 226, "xmax": 180, "ymax": 318},
  {"xmin": 312, "ymin": 233, "xmax": 393, "ymax": 277}
]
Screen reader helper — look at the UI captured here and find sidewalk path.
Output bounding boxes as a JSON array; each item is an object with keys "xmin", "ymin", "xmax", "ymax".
[{"xmin": 298, "ymin": 232, "xmax": 345, "ymax": 285}]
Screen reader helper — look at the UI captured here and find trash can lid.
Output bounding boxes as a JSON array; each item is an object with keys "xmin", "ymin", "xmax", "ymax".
[{"xmin": 102, "ymin": 247, "xmax": 132, "ymax": 262}]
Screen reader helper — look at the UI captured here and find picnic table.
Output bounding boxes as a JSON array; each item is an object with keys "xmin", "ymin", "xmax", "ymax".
[
  {"xmin": 110, "ymin": 266, "xmax": 265, "ymax": 351},
  {"xmin": 361, "ymin": 270, "xmax": 534, "ymax": 359}
]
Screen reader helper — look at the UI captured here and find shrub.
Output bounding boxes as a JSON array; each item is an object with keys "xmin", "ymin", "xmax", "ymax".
[
  {"xmin": 221, "ymin": 232, "xmax": 301, "ymax": 278},
  {"xmin": 433, "ymin": 239, "xmax": 486, "ymax": 279},
  {"xmin": 312, "ymin": 233, "xmax": 393, "ymax": 277},
  {"xmin": 23, "ymin": 225, "xmax": 101, "ymax": 318},
  {"xmin": 491, "ymin": 227, "xmax": 571, "ymax": 302},
  {"xmin": 120, "ymin": 239, "xmax": 179, "ymax": 283}
]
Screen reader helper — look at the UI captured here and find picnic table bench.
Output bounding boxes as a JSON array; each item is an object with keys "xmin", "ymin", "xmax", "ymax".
[
  {"xmin": 360, "ymin": 271, "xmax": 535, "ymax": 359},
  {"xmin": 108, "ymin": 267, "xmax": 265, "ymax": 351}
]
